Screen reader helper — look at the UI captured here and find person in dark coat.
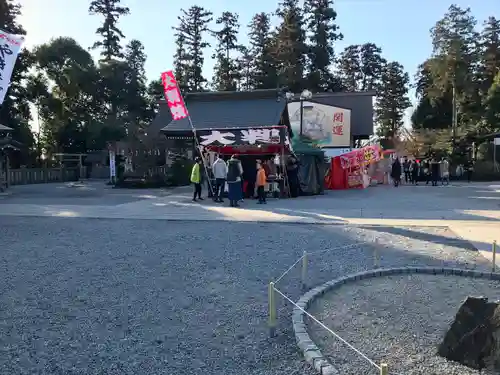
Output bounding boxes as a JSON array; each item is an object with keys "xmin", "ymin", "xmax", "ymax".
[
  {"xmin": 422, "ymin": 159, "xmax": 431, "ymax": 185},
  {"xmin": 286, "ymin": 156, "xmax": 300, "ymax": 197},
  {"xmin": 242, "ymin": 158, "xmax": 256, "ymax": 199},
  {"xmin": 430, "ymin": 158, "xmax": 440, "ymax": 186},
  {"xmin": 391, "ymin": 158, "xmax": 402, "ymax": 187},
  {"xmin": 226, "ymin": 155, "xmax": 243, "ymax": 207},
  {"xmin": 410, "ymin": 160, "xmax": 420, "ymax": 185},
  {"xmin": 403, "ymin": 157, "xmax": 411, "ymax": 184},
  {"xmin": 464, "ymin": 159, "xmax": 474, "ymax": 182}
]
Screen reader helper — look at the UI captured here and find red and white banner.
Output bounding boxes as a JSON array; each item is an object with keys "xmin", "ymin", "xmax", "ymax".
[
  {"xmin": 339, "ymin": 145, "xmax": 381, "ymax": 170},
  {"xmin": 0, "ymin": 29, "xmax": 24, "ymax": 105},
  {"xmin": 161, "ymin": 70, "xmax": 188, "ymax": 120}
]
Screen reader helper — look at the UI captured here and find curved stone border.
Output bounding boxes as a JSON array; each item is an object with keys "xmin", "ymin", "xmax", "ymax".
[{"xmin": 292, "ymin": 267, "xmax": 500, "ymax": 375}]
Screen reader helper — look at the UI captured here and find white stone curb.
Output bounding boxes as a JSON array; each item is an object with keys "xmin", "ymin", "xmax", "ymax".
[{"xmin": 292, "ymin": 267, "xmax": 500, "ymax": 375}]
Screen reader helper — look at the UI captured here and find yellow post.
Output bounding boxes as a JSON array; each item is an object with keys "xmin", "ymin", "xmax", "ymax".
[
  {"xmin": 301, "ymin": 251, "xmax": 308, "ymax": 290},
  {"xmin": 268, "ymin": 282, "xmax": 277, "ymax": 337},
  {"xmin": 493, "ymin": 240, "xmax": 497, "ymax": 273},
  {"xmin": 380, "ymin": 363, "xmax": 388, "ymax": 375}
]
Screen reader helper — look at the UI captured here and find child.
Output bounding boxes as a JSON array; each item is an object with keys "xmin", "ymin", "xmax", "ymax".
[{"xmin": 256, "ymin": 161, "xmax": 267, "ymax": 204}]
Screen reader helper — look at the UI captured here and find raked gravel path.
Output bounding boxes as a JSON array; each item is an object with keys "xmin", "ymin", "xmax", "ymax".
[
  {"xmin": 308, "ymin": 274, "xmax": 500, "ymax": 375},
  {"xmin": 0, "ymin": 216, "xmax": 492, "ymax": 375}
]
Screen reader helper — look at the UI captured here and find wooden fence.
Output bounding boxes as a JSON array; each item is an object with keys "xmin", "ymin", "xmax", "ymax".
[{"xmin": 7, "ymin": 167, "xmax": 84, "ymax": 186}]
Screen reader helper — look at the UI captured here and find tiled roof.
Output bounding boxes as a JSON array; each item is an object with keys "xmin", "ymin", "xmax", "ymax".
[{"xmin": 160, "ymin": 90, "xmax": 287, "ymax": 134}]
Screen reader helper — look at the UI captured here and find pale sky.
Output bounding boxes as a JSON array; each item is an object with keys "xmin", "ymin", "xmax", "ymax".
[{"xmin": 17, "ymin": 0, "xmax": 500, "ymax": 130}]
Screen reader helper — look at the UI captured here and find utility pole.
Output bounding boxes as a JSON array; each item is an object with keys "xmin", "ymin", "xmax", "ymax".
[
  {"xmin": 452, "ymin": 82, "xmax": 457, "ymax": 152},
  {"xmin": 36, "ymin": 101, "xmax": 42, "ymax": 166}
]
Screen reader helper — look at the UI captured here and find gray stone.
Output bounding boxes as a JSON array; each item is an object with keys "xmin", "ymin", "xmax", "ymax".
[
  {"xmin": 304, "ymin": 349, "xmax": 322, "ymax": 364},
  {"xmin": 296, "ymin": 332, "xmax": 310, "ymax": 345},
  {"xmin": 313, "ymin": 358, "xmax": 330, "ymax": 373},
  {"xmin": 296, "ymin": 300, "xmax": 308, "ymax": 310},
  {"xmin": 438, "ymin": 296, "xmax": 500, "ymax": 371},
  {"xmin": 292, "ymin": 311, "xmax": 304, "ymax": 325},
  {"xmin": 321, "ymin": 365, "xmax": 340, "ymax": 375}
]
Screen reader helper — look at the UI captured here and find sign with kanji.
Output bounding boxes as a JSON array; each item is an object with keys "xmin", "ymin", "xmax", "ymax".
[
  {"xmin": 332, "ymin": 112, "xmax": 345, "ymax": 137},
  {"xmin": 161, "ymin": 70, "xmax": 189, "ymax": 120},
  {"xmin": 197, "ymin": 127, "xmax": 286, "ymax": 146},
  {"xmin": 339, "ymin": 145, "xmax": 381, "ymax": 170},
  {"xmin": 0, "ymin": 30, "xmax": 24, "ymax": 105},
  {"xmin": 287, "ymin": 101, "xmax": 351, "ymax": 147}
]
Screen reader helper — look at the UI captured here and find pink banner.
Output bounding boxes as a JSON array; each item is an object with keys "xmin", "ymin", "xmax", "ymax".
[
  {"xmin": 161, "ymin": 71, "xmax": 189, "ymax": 120},
  {"xmin": 339, "ymin": 145, "xmax": 381, "ymax": 170}
]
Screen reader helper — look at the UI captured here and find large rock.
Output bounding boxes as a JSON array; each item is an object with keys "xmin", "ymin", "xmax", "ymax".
[{"xmin": 438, "ymin": 296, "xmax": 500, "ymax": 370}]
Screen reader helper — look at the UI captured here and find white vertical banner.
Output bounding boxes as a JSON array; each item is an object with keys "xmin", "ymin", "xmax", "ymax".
[
  {"xmin": 0, "ymin": 30, "xmax": 24, "ymax": 105},
  {"xmin": 109, "ymin": 150, "xmax": 116, "ymax": 179}
]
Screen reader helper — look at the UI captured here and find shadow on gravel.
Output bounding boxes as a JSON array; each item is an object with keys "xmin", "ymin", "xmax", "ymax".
[
  {"xmin": 358, "ymin": 225, "xmax": 480, "ymax": 252},
  {"xmin": 0, "ymin": 218, "xmax": 492, "ymax": 375}
]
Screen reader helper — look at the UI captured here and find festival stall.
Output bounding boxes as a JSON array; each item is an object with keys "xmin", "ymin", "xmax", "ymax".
[
  {"xmin": 159, "ymin": 70, "xmax": 295, "ymax": 198},
  {"xmin": 196, "ymin": 126, "xmax": 295, "ymax": 198},
  {"xmin": 325, "ymin": 145, "xmax": 381, "ymax": 190}
]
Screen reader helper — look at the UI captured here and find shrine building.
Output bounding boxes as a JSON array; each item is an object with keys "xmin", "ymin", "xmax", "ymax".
[{"xmin": 156, "ymin": 89, "xmax": 375, "ymax": 153}]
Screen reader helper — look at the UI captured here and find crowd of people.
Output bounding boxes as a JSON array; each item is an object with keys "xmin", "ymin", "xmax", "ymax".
[
  {"xmin": 390, "ymin": 156, "xmax": 473, "ymax": 187},
  {"xmin": 190, "ymin": 154, "xmax": 301, "ymax": 207}
]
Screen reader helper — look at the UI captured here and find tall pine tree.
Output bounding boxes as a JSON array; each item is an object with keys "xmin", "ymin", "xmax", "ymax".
[
  {"xmin": 478, "ymin": 17, "xmax": 500, "ymax": 97},
  {"xmin": 430, "ymin": 5, "xmax": 480, "ymax": 127},
  {"xmin": 174, "ymin": 6, "xmax": 213, "ymax": 92},
  {"xmin": 272, "ymin": 0, "xmax": 307, "ymax": 92},
  {"xmin": 303, "ymin": 0, "xmax": 342, "ymax": 92},
  {"xmin": 338, "ymin": 44, "xmax": 385, "ymax": 91},
  {"xmin": 338, "ymin": 45, "xmax": 362, "ymax": 91},
  {"xmin": 173, "ymin": 33, "xmax": 189, "ymax": 93},
  {"xmin": 235, "ymin": 46, "xmax": 253, "ymax": 91},
  {"xmin": 359, "ymin": 43, "xmax": 386, "ymax": 91},
  {"xmin": 212, "ymin": 12, "xmax": 241, "ymax": 91},
  {"xmin": 247, "ymin": 12, "xmax": 277, "ymax": 89},
  {"xmin": 376, "ymin": 62, "xmax": 411, "ymax": 141},
  {"xmin": 484, "ymin": 71, "xmax": 500, "ymax": 130},
  {"xmin": 88, "ymin": 0, "xmax": 130, "ymax": 61},
  {"xmin": 124, "ymin": 40, "xmax": 150, "ymax": 130},
  {"xmin": 412, "ymin": 4, "xmax": 481, "ymax": 145}
]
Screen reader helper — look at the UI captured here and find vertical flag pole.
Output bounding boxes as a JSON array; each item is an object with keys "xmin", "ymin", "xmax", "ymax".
[
  {"xmin": 161, "ymin": 71, "xmax": 214, "ymax": 196},
  {"xmin": 184, "ymin": 102, "xmax": 214, "ymax": 197}
]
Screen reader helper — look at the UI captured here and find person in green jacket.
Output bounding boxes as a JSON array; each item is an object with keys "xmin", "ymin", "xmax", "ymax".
[{"xmin": 191, "ymin": 157, "xmax": 203, "ymax": 201}]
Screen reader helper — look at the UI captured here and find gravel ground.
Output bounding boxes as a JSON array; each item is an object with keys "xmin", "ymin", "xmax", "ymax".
[
  {"xmin": 0, "ymin": 218, "xmax": 491, "ymax": 375},
  {"xmin": 308, "ymin": 274, "xmax": 500, "ymax": 375}
]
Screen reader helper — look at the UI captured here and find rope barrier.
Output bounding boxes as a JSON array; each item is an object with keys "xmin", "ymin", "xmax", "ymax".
[
  {"xmin": 273, "ymin": 286, "xmax": 381, "ymax": 371},
  {"xmin": 273, "ymin": 235, "xmax": 479, "ymax": 286},
  {"xmin": 273, "ymin": 241, "xmax": 370, "ymax": 286},
  {"xmin": 269, "ymin": 236, "xmax": 490, "ymax": 374},
  {"xmin": 274, "ymin": 254, "xmax": 306, "ymax": 283}
]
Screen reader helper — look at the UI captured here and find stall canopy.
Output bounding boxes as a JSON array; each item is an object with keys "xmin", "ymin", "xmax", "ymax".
[
  {"xmin": 291, "ymin": 138, "xmax": 325, "ymax": 195},
  {"xmin": 159, "ymin": 90, "xmax": 293, "ymax": 154}
]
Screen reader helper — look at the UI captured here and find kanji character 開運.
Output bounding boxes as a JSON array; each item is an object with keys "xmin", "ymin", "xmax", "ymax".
[
  {"xmin": 333, "ymin": 113, "xmax": 343, "ymax": 123},
  {"xmin": 332, "ymin": 125, "xmax": 343, "ymax": 136}
]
